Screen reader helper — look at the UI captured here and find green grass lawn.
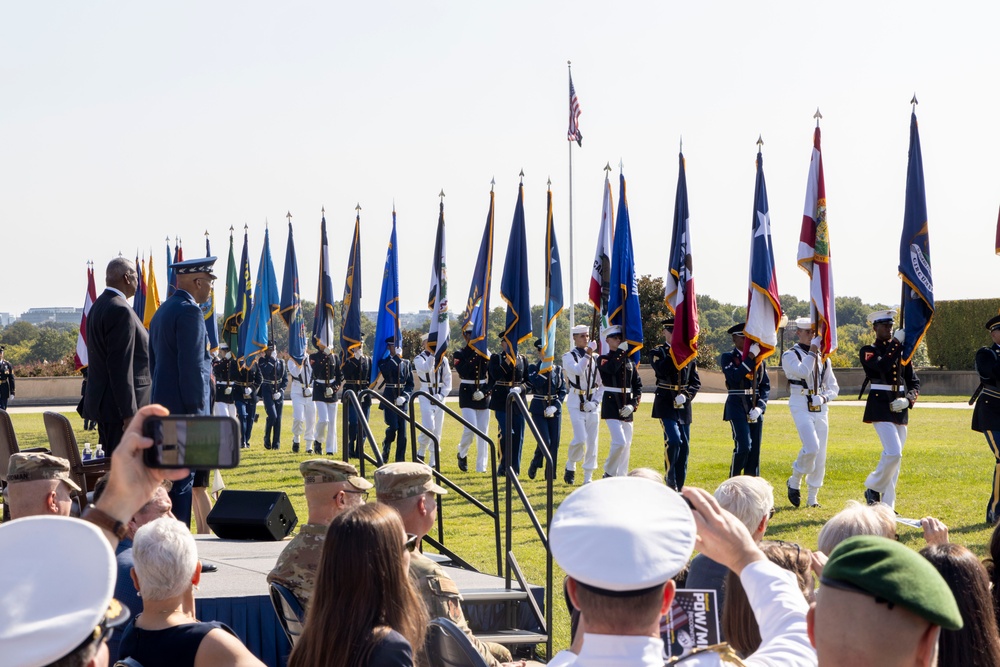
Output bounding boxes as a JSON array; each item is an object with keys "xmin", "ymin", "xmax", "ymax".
[{"xmin": 7, "ymin": 401, "xmax": 993, "ymax": 656}]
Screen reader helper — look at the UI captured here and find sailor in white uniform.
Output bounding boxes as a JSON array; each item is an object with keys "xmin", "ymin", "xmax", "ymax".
[
  {"xmin": 413, "ymin": 333, "xmax": 452, "ymax": 465},
  {"xmin": 562, "ymin": 324, "xmax": 604, "ymax": 485}
]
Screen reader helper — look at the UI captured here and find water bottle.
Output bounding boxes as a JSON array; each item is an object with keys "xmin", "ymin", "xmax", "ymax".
[
  {"xmin": 82, "ymin": 443, "xmax": 92, "ymax": 461},
  {"xmin": 94, "ymin": 445, "xmax": 105, "ymax": 460}
]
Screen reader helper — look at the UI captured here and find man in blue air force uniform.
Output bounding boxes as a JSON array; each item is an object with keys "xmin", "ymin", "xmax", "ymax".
[
  {"xmin": 721, "ymin": 323, "xmax": 770, "ymax": 478},
  {"xmin": 378, "ymin": 336, "xmax": 413, "ymax": 463},
  {"xmin": 259, "ymin": 341, "xmax": 288, "ymax": 450},
  {"xmin": 526, "ymin": 338, "xmax": 567, "ymax": 481},
  {"xmin": 650, "ymin": 317, "xmax": 700, "ymax": 490}
]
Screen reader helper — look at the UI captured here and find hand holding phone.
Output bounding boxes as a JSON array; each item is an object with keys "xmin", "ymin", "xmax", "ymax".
[{"xmin": 143, "ymin": 415, "xmax": 242, "ymax": 470}]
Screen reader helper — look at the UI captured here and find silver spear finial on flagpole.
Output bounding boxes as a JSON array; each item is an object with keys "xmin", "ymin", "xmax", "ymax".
[{"xmin": 814, "ymin": 107, "xmax": 823, "ymax": 127}]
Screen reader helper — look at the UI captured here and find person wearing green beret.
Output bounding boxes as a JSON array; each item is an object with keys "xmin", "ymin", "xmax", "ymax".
[{"xmin": 809, "ymin": 534, "xmax": 962, "ymax": 666}]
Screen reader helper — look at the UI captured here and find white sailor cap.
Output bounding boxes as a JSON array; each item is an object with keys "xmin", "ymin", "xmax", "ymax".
[
  {"xmin": 794, "ymin": 317, "xmax": 813, "ymax": 330},
  {"xmin": 570, "ymin": 325, "xmax": 589, "ymax": 336},
  {"xmin": 0, "ymin": 516, "xmax": 131, "ymax": 667},
  {"xmin": 867, "ymin": 309, "xmax": 897, "ymax": 325},
  {"xmin": 420, "ymin": 333, "xmax": 429, "ymax": 343},
  {"xmin": 601, "ymin": 324, "xmax": 622, "ymax": 338},
  {"xmin": 550, "ymin": 477, "xmax": 697, "ymax": 593}
]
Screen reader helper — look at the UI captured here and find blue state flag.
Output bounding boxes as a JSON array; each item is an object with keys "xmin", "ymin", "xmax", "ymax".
[
  {"xmin": 312, "ymin": 213, "xmax": 337, "ymax": 351},
  {"xmin": 607, "ymin": 173, "xmax": 643, "ymax": 360},
  {"xmin": 236, "ymin": 229, "xmax": 254, "ymax": 367},
  {"xmin": 245, "ymin": 227, "xmax": 280, "ymax": 368},
  {"xmin": 201, "ymin": 234, "xmax": 219, "ymax": 354},
  {"xmin": 500, "ymin": 182, "xmax": 532, "ymax": 362},
  {"xmin": 540, "ymin": 185, "xmax": 563, "ymax": 373},
  {"xmin": 371, "ymin": 211, "xmax": 401, "ymax": 383},
  {"xmin": 341, "ymin": 211, "xmax": 363, "ymax": 358},
  {"xmin": 280, "ymin": 220, "xmax": 306, "ymax": 363},
  {"xmin": 460, "ymin": 189, "xmax": 494, "ymax": 360},
  {"xmin": 898, "ymin": 111, "xmax": 934, "ymax": 364}
]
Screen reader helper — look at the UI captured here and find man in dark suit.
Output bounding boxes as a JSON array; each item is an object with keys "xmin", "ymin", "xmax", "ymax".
[
  {"xmin": 84, "ymin": 257, "xmax": 151, "ymax": 453},
  {"xmin": 149, "ymin": 256, "xmax": 217, "ymax": 528}
]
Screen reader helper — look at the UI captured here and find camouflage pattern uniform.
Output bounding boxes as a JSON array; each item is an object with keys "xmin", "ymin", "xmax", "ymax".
[
  {"xmin": 266, "ymin": 523, "xmax": 328, "ymax": 608},
  {"xmin": 409, "ymin": 551, "xmax": 511, "ymax": 665}
]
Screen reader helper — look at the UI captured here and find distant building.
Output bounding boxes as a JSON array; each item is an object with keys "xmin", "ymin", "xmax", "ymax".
[
  {"xmin": 19, "ymin": 307, "xmax": 82, "ymax": 325},
  {"xmin": 0, "ymin": 312, "xmax": 13, "ymax": 327}
]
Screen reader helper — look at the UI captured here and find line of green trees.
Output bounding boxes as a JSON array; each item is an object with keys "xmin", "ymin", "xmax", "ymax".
[{"xmin": 0, "ymin": 278, "xmax": 952, "ymax": 377}]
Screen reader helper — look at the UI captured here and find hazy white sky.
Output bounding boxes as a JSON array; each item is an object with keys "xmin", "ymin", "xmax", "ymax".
[{"xmin": 2, "ymin": 2, "xmax": 997, "ymax": 320}]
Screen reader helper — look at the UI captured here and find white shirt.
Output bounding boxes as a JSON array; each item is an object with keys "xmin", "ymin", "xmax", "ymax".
[
  {"xmin": 554, "ymin": 561, "xmax": 816, "ymax": 667},
  {"xmin": 561, "ymin": 347, "xmax": 604, "ymax": 402},
  {"xmin": 781, "ymin": 345, "xmax": 839, "ymax": 404},
  {"xmin": 413, "ymin": 351, "xmax": 452, "ymax": 396}
]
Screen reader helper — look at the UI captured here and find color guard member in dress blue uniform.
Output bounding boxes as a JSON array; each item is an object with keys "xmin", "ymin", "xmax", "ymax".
[
  {"xmin": 342, "ymin": 336, "xmax": 372, "ymax": 459},
  {"xmin": 596, "ymin": 325, "xmax": 642, "ymax": 478},
  {"xmin": 526, "ymin": 338, "xmax": 567, "ymax": 481},
  {"xmin": 378, "ymin": 337, "xmax": 413, "ymax": 463},
  {"xmin": 259, "ymin": 341, "xmax": 288, "ymax": 450},
  {"xmin": 453, "ymin": 323, "xmax": 492, "ymax": 473},
  {"xmin": 488, "ymin": 337, "xmax": 528, "ymax": 476},
  {"xmin": 721, "ymin": 323, "xmax": 770, "ymax": 478},
  {"xmin": 149, "ymin": 255, "xmax": 217, "ymax": 528},
  {"xmin": 974, "ymin": 315, "xmax": 1000, "ymax": 525},
  {"xmin": 650, "ymin": 317, "xmax": 700, "ymax": 490}
]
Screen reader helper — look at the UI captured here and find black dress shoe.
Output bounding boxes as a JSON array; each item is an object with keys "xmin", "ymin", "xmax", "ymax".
[
  {"xmin": 787, "ymin": 483, "xmax": 801, "ymax": 508},
  {"xmin": 314, "ymin": 441, "xmax": 323, "ymax": 453},
  {"xmin": 528, "ymin": 460, "xmax": 540, "ymax": 480},
  {"xmin": 264, "ymin": 442, "xmax": 272, "ymax": 450},
  {"xmin": 563, "ymin": 469, "xmax": 575, "ymax": 485},
  {"xmin": 864, "ymin": 488, "xmax": 881, "ymax": 506},
  {"xmin": 201, "ymin": 563, "xmax": 219, "ymax": 573},
  {"xmin": 602, "ymin": 472, "xmax": 612, "ymax": 479},
  {"xmin": 292, "ymin": 442, "xmax": 300, "ymax": 453},
  {"xmin": 457, "ymin": 455, "xmax": 468, "ymax": 472}
]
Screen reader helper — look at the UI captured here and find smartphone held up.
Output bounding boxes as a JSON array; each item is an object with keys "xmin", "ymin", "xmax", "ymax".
[{"xmin": 143, "ymin": 415, "xmax": 242, "ymax": 469}]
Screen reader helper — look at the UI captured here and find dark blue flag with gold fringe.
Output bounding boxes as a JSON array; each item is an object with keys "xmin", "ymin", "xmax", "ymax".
[
  {"xmin": 500, "ymin": 180, "xmax": 532, "ymax": 362},
  {"xmin": 245, "ymin": 226, "xmax": 280, "ymax": 368},
  {"xmin": 540, "ymin": 183, "xmax": 563, "ymax": 373},
  {"xmin": 898, "ymin": 110, "xmax": 934, "ymax": 364},
  {"xmin": 371, "ymin": 210, "xmax": 401, "ymax": 383},
  {"xmin": 312, "ymin": 212, "xmax": 337, "ymax": 352},
  {"xmin": 236, "ymin": 228, "xmax": 253, "ymax": 368},
  {"xmin": 608, "ymin": 172, "xmax": 643, "ymax": 360},
  {"xmin": 460, "ymin": 188, "xmax": 494, "ymax": 360},
  {"xmin": 280, "ymin": 218, "xmax": 307, "ymax": 364},
  {"xmin": 341, "ymin": 209, "xmax": 363, "ymax": 359}
]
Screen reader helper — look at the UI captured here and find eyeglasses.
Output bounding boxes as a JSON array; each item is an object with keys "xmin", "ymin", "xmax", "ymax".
[
  {"xmin": 775, "ymin": 539, "xmax": 802, "ymax": 563},
  {"xmin": 343, "ymin": 489, "xmax": 369, "ymax": 501},
  {"xmin": 768, "ymin": 507, "xmax": 776, "ymax": 519},
  {"xmin": 404, "ymin": 533, "xmax": 419, "ymax": 553}
]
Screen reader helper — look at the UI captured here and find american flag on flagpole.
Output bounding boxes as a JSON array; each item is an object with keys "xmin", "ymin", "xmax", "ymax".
[{"xmin": 568, "ymin": 70, "xmax": 583, "ymax": 147}]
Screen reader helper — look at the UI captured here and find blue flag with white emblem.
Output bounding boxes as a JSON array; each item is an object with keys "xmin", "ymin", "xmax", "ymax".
[
  {"xmin": 280, "ymin": 220, "xmax": 307, "ymax": 363},
  {"xmin": 371, "ymin": 211, "xmax": 401, "ymax": 383},
  {"xmin": 898, "ymin": 111, "xmax": 934, "ymax": 365},
  {"xmin": 500, "ymin": 182, "xmax": 532, "ymax": 362},
  {"xmin": 460, "ymin": 189, "xmax": 494, "ymax": 360},
  {"xmin": 608, "ymin": 172, "xmax": 643, "ymax": 360},
  {"xmin": 245, "ymin": 227, "xmax": 279, "ymax": 368},
  {"xmin": 540, "ymin": 185, "xmax": 563, "ymax": 373}
]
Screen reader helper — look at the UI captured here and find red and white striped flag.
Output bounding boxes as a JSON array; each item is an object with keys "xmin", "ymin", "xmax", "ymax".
[
  {"xmin": 74, "ymin": 263, "xmax": 98, "ymax": 370},
  {"xmin": 568, "ymin": 71, "xmax": 583, "ymax": 147},
  {"xmin": 797, "ymin": 126, "xmax": 837, "ymax": 358}
]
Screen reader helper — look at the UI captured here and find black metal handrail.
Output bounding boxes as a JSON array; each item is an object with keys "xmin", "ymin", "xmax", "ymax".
[
  {"xmin": 408, "ymin": 389, "xmax": 502, "ymax": 577},
  {"xmin": 503, "ymin": 390, "xmax": 553, "ymax": 659},
  {"xmin": 340, "ymin": 389, "xmax": 384, "ymax": 477}
]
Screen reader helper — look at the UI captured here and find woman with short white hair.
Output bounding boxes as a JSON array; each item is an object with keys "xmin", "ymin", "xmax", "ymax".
[
  {"xmin": 816, "ymin": 500, "xmax": 896, "ymax": 555},
  {"xmin": 118, "ymin": 517, "xmax": 264, "ymax": 667}
]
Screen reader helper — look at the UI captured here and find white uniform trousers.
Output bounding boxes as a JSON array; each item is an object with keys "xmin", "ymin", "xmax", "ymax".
[
  {"xmin": 564, "ymin": 402, "xmax": 600, "ymax": 479},
  {"xmin": 602, "ymin": 419, "xmax": 633, "ymax": 477},
  {"xmin": 290, "ymin": 381, "xmax": 316, "ymax": 445},
  {"xmin": 788, "ymin": 396, "xmax": 829, "ymax": 496},
  {"xmin": 416, "ymin": 395, "xmax": 444, "ymax": 465},
  {"xmin": 457, "ymin": 407, "xmax": 491, "ymax": 472},
  {"xmin": 865, "ymin": 421, "xmax": 907, "ymax": 508},
  {"xmin": 315, "ymin": 401, "xmax": 339, "ymax": 455},
  {"xmin": 214, "ymin": 402, "xmax": 237, "ymax": 419}
]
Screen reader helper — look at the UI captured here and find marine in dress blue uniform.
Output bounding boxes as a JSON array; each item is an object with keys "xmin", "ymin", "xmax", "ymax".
[
  {"xmin": 0, "ymin": 346, "xmax": 15, "ymax": 410},
  {"xmin": 378, "ymin": 337, "xmax": 413, "ymax": 462},
  {"xmin": 342, "ymin": 338, "xmax": 372, "ymax": 459},
  {"xmin": 859, "ymin": 309, "xmax": 919, "ymax": 510},
  {"xmin": 488, "ymin": 338, "xmax": 528, "ymax": 476},
  {"xmin": 234, "ymin": 359, "xmax": 262, "ymax": 448},
  {"xmin": 453, "ymin": 324, "xmax": 491, "ymax": 473},
  {"xmin": 972, "ymin": 315, "xmax": 1000, "ymax": 524},
  {"xmin": 720, "ymin": 323, "xmax": 770, "ymax": 478},
  {"xmin": 310, "ymin": 346, "xmax": 344, "ymax": 455},
  {"xmin": 596, "ymin": 325, "xmax": 642, "ymax": 478},
  {"xmin": 259, "ymin": 342, "xmax": 288, "ymax": 450},
  {"xmin": 149, "ymin": 255, "xmax": 217, "ymax": 528},
  {"xmin": 526, "ymin": 338, "xmax": 567, "ymax": 481},
  {"xmin": 650, "ymin": 317, "xmax": 701, "ymax": 490},
  {"xmin": 212, "ymin": 343, "xmax": 238, "ymax": 420}
]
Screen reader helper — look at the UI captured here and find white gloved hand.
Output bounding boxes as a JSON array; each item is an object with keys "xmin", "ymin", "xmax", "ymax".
[
  {"xmin": 325, "ymin": 387, "xmax": 334, "ymax": 398},
  {"xmin": 395, "ymin": 347, "xmax": 403, "ymax": 356},
  {"xmin": 472, "ymin": 390, "xmax": 485, "ymax": 401},
  {"xmin": 619, "ymin": 405, "xmax": 634, "ymax": 419},
  {"xmin": 890, "ymin": 397, "xmax": 909, "ymax": 412},
  {"xmin": 244, "ymin": 387, "xmax": 252, "ymax": 396},
  {"xmin": 353, "ymin": 348, "xmax": 362, "ymax": 360},
  {"xmin": 304, "ymin": 388, "xmax": 313, "ymax": 397},
  {"xmin": 810, "ymin": 395, "xmax": 824, "ymax": 407},
  {"xmin": 323, "ymin": 347, "xmax": 333, "ymax": 356},
  {"xmin": 893, "ymin": 329, "xmax": 906, "ymax": 344},
  {"xmin": 674, "ymin": 394, "xmax": 687, "ymax": 406},
  {"xmin": 749, "ymin": 343, "xmax": 761, "ymax": 357},
  {"xmin": 748, "ymin": 407, "xmax": 763, "ymax": 420},
  {"xmin": 586, "ymin": 340, "xmax": 598, "ymax": 352},
  {"xmin": 583, "ymin": 401, "xmax": 598, "ymax": 413},
  {"xmin": 543, "ymin": 405, "xmax": 557, "ymax": 418},
  {"xmin": 509, "ymin": 386, "xmax": 522, "ymax": 395},
  {"xmin": 811, "ymin": 336, "xmax": 822, "ymax": 349},
  {"xmin": 395, "ymin": 396, "xmax": 406, "ymax": 407},
  {"xmin": 272, "ymin": 391, "xmax": 282, "ymax": 401},
  {"xmin": 224, "ymin": 387, "xmax": 232, "ymax": 395}
]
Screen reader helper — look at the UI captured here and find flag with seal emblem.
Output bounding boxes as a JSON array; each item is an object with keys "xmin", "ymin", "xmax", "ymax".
[
  {"xmin": 500, "ymin": 182, "xmax": 532, "ymax": 362},
  {"xmin": 664, "ymin": 152, "xmax": 698, "ymax": 369},
  {"xmin": 340, "ymin": 211, "xmax": 363, "ymax": 361},
  {"xmin": 608, "ymin": 172, "xmax": 643, "ymax": 360},
  {"xmin": 540, "ymin": 184, "xmax": 564, "ymax": 373},
  {"xmin": 427, "ymin": 199, "xmax": 450, "ymax": 370},
  {"xmin": 460, "ymin": 189, "xmax": 494, "ymax": 360},
  {"xmin": 281, "ymin": 220, "xmax": 307, "ymax": 363},
  {"xmin": 371, "ymin": 211, "xmax": 402, "ymax": 383},
  {"xmin": 898, "ymin": 110, "xmax": 934, "ymax": 365}
]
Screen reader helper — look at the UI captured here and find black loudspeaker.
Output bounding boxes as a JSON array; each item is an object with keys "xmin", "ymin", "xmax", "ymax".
[{"xmin": 207, "ymin": 490, "xmax": 298, "ymax": 541}]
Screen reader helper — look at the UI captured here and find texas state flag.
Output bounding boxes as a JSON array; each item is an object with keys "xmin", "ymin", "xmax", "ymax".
[{"xmin": 744, "ymin": 148, "xmax": 783, "ymax": 366}]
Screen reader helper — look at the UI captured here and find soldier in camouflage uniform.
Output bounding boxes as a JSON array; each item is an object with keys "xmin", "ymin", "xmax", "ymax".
[
  {"xmin": 375, "ymin": 462, "xmax": 512, "ymax": 666},
  {"xmin": 5, "ymin": 452, "xmax": 81, "ymax": 519},
  {"xmin": 266, "ymin": 459, "xmax": 372, "ymax": 608}
]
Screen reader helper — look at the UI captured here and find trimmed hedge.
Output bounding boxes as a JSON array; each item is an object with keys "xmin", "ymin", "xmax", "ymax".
[{"xmin": 926, "ymin": 298, "xmax": 1000, "ymax": 369}]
